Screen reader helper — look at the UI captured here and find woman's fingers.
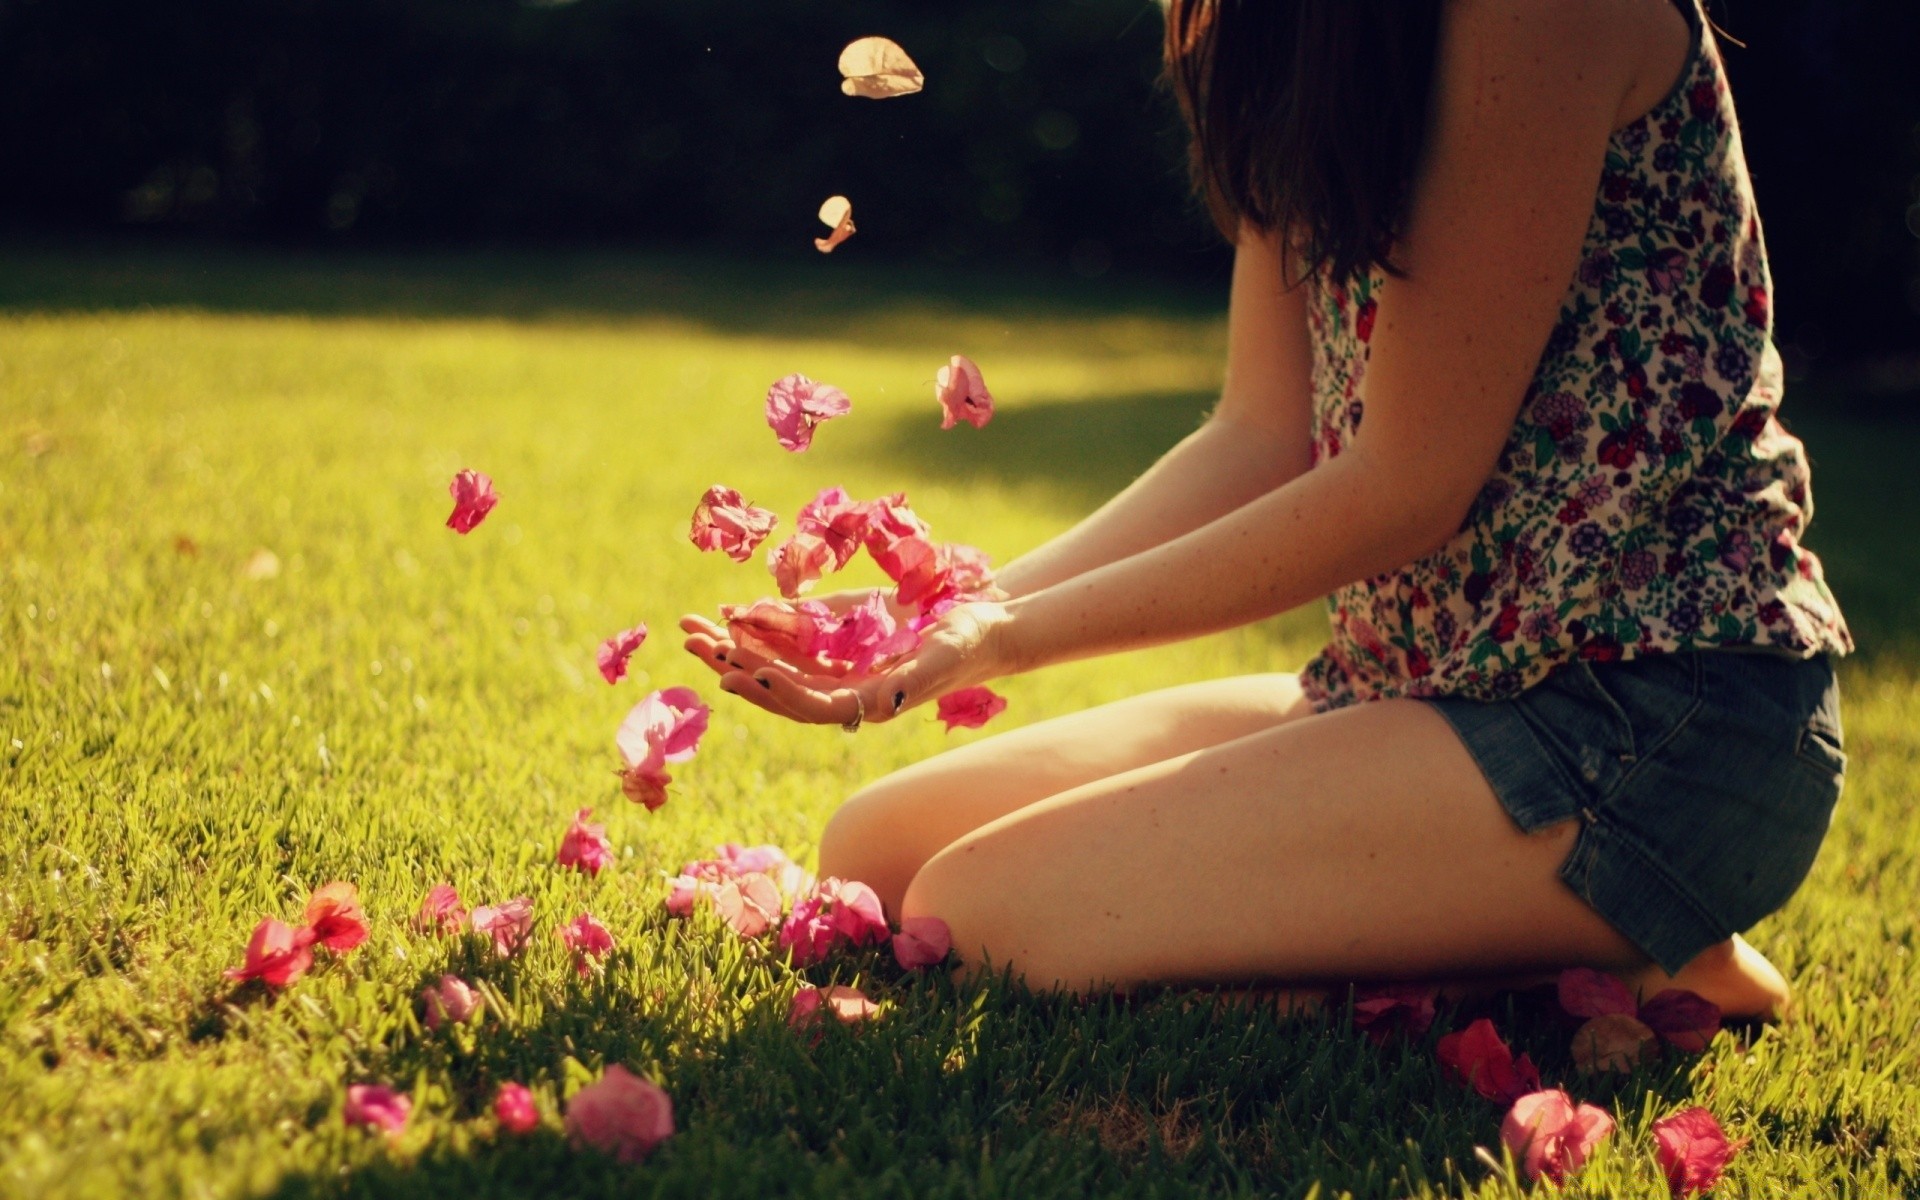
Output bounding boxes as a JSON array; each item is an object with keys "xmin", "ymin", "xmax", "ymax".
[
  {"xmin": 755, "ymin": 670, "xmax": 867, "ymax": 726},
  {"xmin": 718, "ymin": 669, "xmax": 816, "ymax": 721},
  {"xmin": 683, "ymin": 632, "xmax": 739, "ymax": 677}
]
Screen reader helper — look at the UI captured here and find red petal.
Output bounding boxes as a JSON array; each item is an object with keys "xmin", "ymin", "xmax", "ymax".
[
  {"xmin": 1639, "ymin": 988, "xmax": 1722, "ymax": 1052},
  {"xmin": 1556, "ymin": 967, "xmax": 1638, "ymax": 1018}
]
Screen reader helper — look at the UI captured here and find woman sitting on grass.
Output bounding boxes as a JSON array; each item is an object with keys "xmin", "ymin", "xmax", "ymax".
[{"xmin": 684, "ymin": 0, "xmax": 1850, "ymax": 1019}]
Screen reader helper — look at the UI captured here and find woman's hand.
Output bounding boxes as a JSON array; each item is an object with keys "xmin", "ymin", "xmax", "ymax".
[{"xmin": 680, "ymin": 600, "xmax": 1018, "ymax": 728}]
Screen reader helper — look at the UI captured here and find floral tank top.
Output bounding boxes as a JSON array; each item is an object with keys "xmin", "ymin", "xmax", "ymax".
[{"xmin": 1300, "ymin": 0, "xmax": 1852, "ymax": 710}]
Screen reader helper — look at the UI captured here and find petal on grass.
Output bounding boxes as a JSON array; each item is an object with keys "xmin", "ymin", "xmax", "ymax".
[
  {"xmin": 1556, "ymin": 967, "xmax": 1639, "ymax": 1019},
  {"xmin": 838, "ymin": 37, "xmax": 924, "ymax": 99},
  {"xmin": 303, "ymin": 882, "xmax": 369, "ymax": 953},
  {"xmin": 1349, "ymin": 984, "xmax": 1438, "ymax": 1044},
  {"xmin": 1653, "ymin": 1107, "xmax": 1743, "ymax": 1197},
  {"xmin": 1435, "ymin": 1018, "xmax": 1541, "ymax": 1105},
  {"xmin": 1500, "ymin": 1089, "xmax": 1614, "ymax": 1184},
  {"xmin": 421, "ymin": 974, "xmax": 483, "ymax": 1030},
  {"xmin": 494, "ymin": 1083, "xmax": 539, "ymax": 1135},
  {"xmin": 560, "ymin": 912, "xmax": 615, "ymax": 977},
  {"xmin": 1570, "ymin": 1012, "xmax": 1659, "ymax": 1074},
  {"xmin": 565, "ymin": 1066, "xmax": 674, "ymax": 1164},
  {"xmin": 225, "ymin": 917, "xmax": 316, "ymax": 989},
  {"xmin": 1639, "ymin": 988, "xmax": 1722, "ymax": 1052},
  {"xmin": 556, "ymin": 808, "xmax": 616, "ymax": 876},
  {"xmin": 471, "ymin": 897, "xmax": 534, "ymax": 958},
  {"xmin": 892, "ymin": 916, "xmax": 952, "ymax": 969},
  {"xmin": 415, "ymin": 884, "xmax": 466, "ymax": 935},
  {"xmin": 344, "ymin": 1084, "xmax": 412, "ymax": 1135}
]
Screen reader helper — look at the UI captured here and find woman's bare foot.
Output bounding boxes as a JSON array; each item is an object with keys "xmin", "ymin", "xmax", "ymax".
[{"xmin": 1623, "ymin": 934, "xmax": 1791, "ymax": 1021}]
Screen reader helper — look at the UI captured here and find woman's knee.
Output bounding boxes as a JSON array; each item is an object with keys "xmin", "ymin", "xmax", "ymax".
[{"xmin": 817, "ymin": 780, "xmax": 934, "ymax": 915}]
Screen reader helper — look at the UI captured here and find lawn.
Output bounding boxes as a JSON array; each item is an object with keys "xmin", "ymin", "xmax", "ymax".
[{"xmin": 1, "ymin": 245, "xmax": 1914, "ymax": 1199}]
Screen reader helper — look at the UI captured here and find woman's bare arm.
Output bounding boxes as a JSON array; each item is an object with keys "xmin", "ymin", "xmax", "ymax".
[{"xmin": 991, "ymin": 228, "xmax": 1315, "ymax": 597}]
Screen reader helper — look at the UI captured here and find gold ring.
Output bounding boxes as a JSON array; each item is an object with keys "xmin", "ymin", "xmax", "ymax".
[{"xmin": 840, "ymin": 691, "xmax": 865, "ymax": 734}]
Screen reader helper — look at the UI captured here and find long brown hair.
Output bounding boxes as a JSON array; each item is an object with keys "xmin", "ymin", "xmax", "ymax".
[{"xmin": 1164, "ymin": 0, "xmax": 1445, "ymax": 283}]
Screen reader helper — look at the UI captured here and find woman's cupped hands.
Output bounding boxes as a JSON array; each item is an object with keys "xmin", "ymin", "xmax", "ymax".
[{"xmin": 680, "ymin": 587, "xmax": 1014, "ymax": 729}]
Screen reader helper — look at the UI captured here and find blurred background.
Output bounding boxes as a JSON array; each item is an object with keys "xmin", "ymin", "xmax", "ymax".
[{"xmin": 1, "ymin": 0, "xmax": 1916, "ymax": 386}]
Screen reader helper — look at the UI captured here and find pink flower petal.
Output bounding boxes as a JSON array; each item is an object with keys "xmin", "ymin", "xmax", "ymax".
[
  {"xmin": 565, "ymin": 1065, "xmax": 674, "ymax": 1164},
  {"xmin": 1435, "ymin": 1018, "xmax": 1541, "ymax": 1105},
  {"xmin": 712, "ymin": 872, "xmax": 784, "ymax": 939},
  {"xmin": 766, "ymin": 533, "xmax": 836, "ymax": 599},
  {"xmin": 556, "ymin": 808, "xmax": 616, "ymax": 876},
  {"xmin": 838, "ymin": 38, "xmax": 924, "ymax": 99},
  {"xmin": 795, "ymin": 486, "xmax": 870, "ymax": 568},
  {"xmin": 935, "ymin": 354, "xmax": 994, "ymax": 430},
  {"xmin": 1556, "ymin": 967, "xmax": 1639, "ymax": 1019},
  {"xmin": 415, "ymin": 883, "xmax": 466, "ymax": 935},
  {"xmin": 1653, "ymin": 1107, "xmax": 1743, "ymax": 1197},
  {"xmin": 895, "ymin": 542, "xmax": 994, "ymax": 615},
  {"xmin": 892, "ymin": 916, "xmax": 952, "ymax": 970},
  {"xmin": 814, "ymin": 195, "xmax": 857, "ymax": 253},
  {"xmin": 421, "ymin": 974, "xmax": 483, "ymax": 1030},
  {"xmin": 471, "ymin": 896, "xmax": 534, "ymax": 958},
  {"xmin": 596, "ymin": 624, "xmax": 648, "ymax": 685},
  {"xmin": 765, "ymin": 373, "xmax": 852, "ymax": 452},
  {"xmin": 560, "ymin": 912, "xmax": 615, "ymax": 977},
  {"xmin": 1570, "ymin": 1012, "xmax": 1659, "ymax": 1074},
  {"xmin": 225, "ymin": 917, "xmax": 316, "ymax": 989},
  {"xmin": 821, "ymin": 878, "xmax": 890, "ymax": 946},
  {"xmin": 788, "ymin": 985, "xmax": 881, "ymax": 1033},
  {"xmin": 344, "ymin": 1084, "xmax": 412, "ymax": 1135},
  {"xmin": 494, "ymin": 1083, "xmax": 539, "ymax": 1135},
  {"xmin": 1500, "ymin": 1089, "xmax": 1615, "ymax": 1184},
  {"xmin": 1639, "ymin": 988, "xmax": 1722, "ymax": 1053},
  {"xmin": 690, "ymin": 485, "xmax": 779, "ymax": 563},
  {"xmin": 614, "ymin": 688, "xmax": 710, "ymax": 811},
  {"xmin": 446, "ymin": 469, "xmax": 498, "ymax": 534},
  {"xmin": 811, "ymin": 591, "xmax": 921, "ymax": 676},
  {"xmin": 304, "ymin": 881, "xmax": 369, "ymax": 953},
  {"xmin": 1349, "ymin": 984, "xmax": 1438, "ymax": 1044},
  {"xmin": 935, "ymin": 687, "xmax": 1007, "ymax": 732}
]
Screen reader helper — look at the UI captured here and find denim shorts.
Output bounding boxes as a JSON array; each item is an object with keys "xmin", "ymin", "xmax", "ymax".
[{"xmin": 1426, "ymin": 650, "xmax": 1846, "ymax": 974}]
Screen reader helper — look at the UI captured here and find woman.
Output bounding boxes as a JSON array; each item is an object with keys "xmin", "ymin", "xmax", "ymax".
[{"xmin": 683, "ymin": 0, "xmax": 1850, "ymax": 1019}]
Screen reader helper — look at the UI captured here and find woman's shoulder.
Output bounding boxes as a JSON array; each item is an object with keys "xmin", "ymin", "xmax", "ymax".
[{"xmin": 1437, "ymin": 0, "xmax": 1693, "ymax": 132}]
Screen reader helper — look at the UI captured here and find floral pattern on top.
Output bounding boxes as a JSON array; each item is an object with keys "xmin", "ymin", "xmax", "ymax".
[{"xmin": 1300, "ymin": 1, "xmax": 1851, "ymax": 710}]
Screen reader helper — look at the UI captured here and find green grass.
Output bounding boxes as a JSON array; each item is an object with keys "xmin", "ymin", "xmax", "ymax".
[{"xmin": 1, "ymin": 245, "xmax": 1915, "ymax": 1199}]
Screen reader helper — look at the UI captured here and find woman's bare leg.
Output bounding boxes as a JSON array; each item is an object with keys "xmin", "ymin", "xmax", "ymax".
[
  {"xmin": 818, "ymin": 674, "xmax": 1315, "ymax": 915},
  {"xmin": 897, "ymin": 696, "xmax": 1787, "ymax": 1017}
]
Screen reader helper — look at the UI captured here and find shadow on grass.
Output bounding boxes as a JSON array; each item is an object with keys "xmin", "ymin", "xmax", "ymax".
[
  {"xmin": 0, "ymin": 239, "xmax": 1227, "ymax": 353},
  {"xmin": 875, "ymin": 387, "xmax": 1217, "ymax": 510},
  {"xmin": 250, "ymin": 950, "xmax": 1711, "ymax": 1200}
]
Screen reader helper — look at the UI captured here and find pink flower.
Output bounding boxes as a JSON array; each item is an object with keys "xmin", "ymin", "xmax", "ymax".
[
  {"xmin": 766, "ymin": 533, "xmax": 836, "ymax": 599},
  {"xmin": 565, "ymin": 1065, "xmax": 675, "ymax": 1163},
  {"xmin": 446, "ymin": 469, "xmax": 498, "ymax": 534},
  {"xmin": 494, "ymin": 1083, "xmax": 539, "ymax": 1135},
  {"xmin": 596, "ymin": 624, "xmax": 648, "ymax": 685},
  {"xmin": 892, "ymin": 916, "xmax": 952, "ymax": 969},
  {"xmin": 765, "ymin": 373, "xmax": 852, "ymax": 452},
  {"xmin": 561, "ymin": 912, "xmax": 615, "ymax": 976},
  {"xmin": 1570, "ymin": 1012, "xmax": 1658, "ymax": 1074},
  {"xmin": 344, "ymin": 1084, "xmax": 412, "ymax": 1134},
  {"xmin": 666, "ymin": 844, "xmax": 810, "ymax": 923},
  {"xmin": 689, "ymin": 485, "xmax": 779, "ymax": 563},
  {"xmin": 778, "ymin": 877, "xmax": 888, "ymax": 966},
  {"xmin": 415, "ymin": 884, "xmax": 466, "ymax": 935},
  {"xmin": 225, "ymin": 918, "xmax": 316, "ymax": 989},
  {"xmin": 1638, "ymin": 988, "xmax": 1722, "ymax": 1053},
  {"xmin": 795, "ymin": 486, "xmax": 869, "ymax": 568},
  {"xmin": 709, "ymin": 873, "xmax": 784, "ymax": 938},
  {"xmin": 1556, "ymin": 967, "xmax": 1638, "ymax": 1018},
  {"xmin": 556, "ymin": 808, "xmax": 615, "ymax": 876},
  {"xmin": 1435, "ymin": 1018, "xmax": 1541, "ymax": 1104},
  {"xmin": 895, "ymin": 542, "xmax": 993, "ymax": 615},
  {"xmin": 788, "ymin": 984, "xmax": 881, "ymax": 1034},
  {"xmin": 935, "ymin": 687, "xmax": 1007, "ymax": 732},
  {"xmin": 471, "ymin": 896, "xmax": 534, "ymax": 957},
  {"xmin": 935, "ymin": 354, "xmax": 994, "ymax": 429},
  {"xmin": 1653, "ymin": 1107, "xmax": 1743, "ymax": 1196},
  {"xmin": 721, "ymin": 598, "xmax": 834, "ymax": 669},
  {"xmin": 1349, "ymin": 984, "xmax": 1438, "ymax": 1044},
  {"xmin": 615, "ymin": 687, "xmax": 710, "ymax": 811},
  {"xmin": 812, "ymin": 591, "xmax": 921, "ymax": 675},
  {"xmin": 421, "ymin": 974, "xmax": 483, "ymax": 1030},
  {"xmin": 1500, "ymin": 1089, "xmax": 1614, "ymax": 1184},
  {"xmin": 1557, "ymin": 968, "xmax": 1721, "ymax": 1053},
  {"xmin": 303, "ymin": 882, "xmax": 369, "ymax": 953}
]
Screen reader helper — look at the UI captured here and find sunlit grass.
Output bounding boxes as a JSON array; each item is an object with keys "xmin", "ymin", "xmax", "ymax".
[{"xmin": 1, "ymin": 247, "xmax": 1914, "ymax": 1198}]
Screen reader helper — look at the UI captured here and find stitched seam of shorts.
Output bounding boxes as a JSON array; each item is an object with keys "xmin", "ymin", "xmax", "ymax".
[
  {"xmin": 1598, "ymin": 653, "xmax": 1707, "ymax": 796},
  {"xmin": 1578, "ymin": 811, "xmax": 1728, "ymax": 960}
]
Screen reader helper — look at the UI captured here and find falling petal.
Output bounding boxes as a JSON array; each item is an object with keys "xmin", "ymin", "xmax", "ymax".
[
  {"xmin": 814, "ymin": 195, "xmax": 857, "ymax": 253},
  {"xmin": 838, "ymin": 36, "xmax": 924, "ymax": 99}
]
